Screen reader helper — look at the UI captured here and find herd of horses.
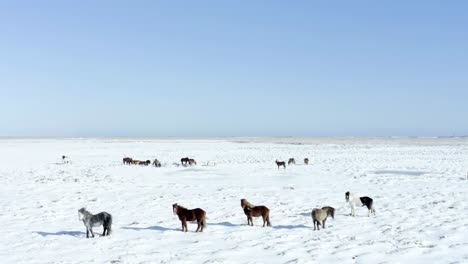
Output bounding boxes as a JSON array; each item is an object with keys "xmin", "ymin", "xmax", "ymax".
[
  {"xmin": 78, "ymin": 193, "xmax": 376, "ymax": 236},
  {"xmin": 275, "ymin": 157, "xmax": 309, "ymax": 169},
  {"xmin": 123, "ymin": 156, "xmax": 308, "ymax": 169},
  {"xmin": 74, "ymin": 155, "xmax": 377, "ymax": 236},
  {"xmin": 122, "ymin": 157, "xmax": 196, "ymax": 167}
]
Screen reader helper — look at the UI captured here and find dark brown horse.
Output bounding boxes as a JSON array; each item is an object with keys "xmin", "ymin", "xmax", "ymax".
[
  {"xmin": 123, "ymin": 157, "xmax": 133, "ymax": 165},
  {"xmin": 172, "ymin": 203, "xmax": 206, "ymax": 232},
  {"xmin": 288, "ymin": 158, "xmax": 296, "ymax": 165},
  {"xmin": 304, "ymin": 158, "xmax": 309, "ymax": 165},
  {"xmin": 137, "ymin": 160, "xmax": 151, "ymax": 166},
  {"xmin": 240, "ymin": 199, "xmax": 271, "ymax": 227},
  {"xmin": 188, "ymin": 159, "xmax": 197, "ymax": 166},
  {"xmin": 181, "ymin": 157, "xmax": 190, "ymax": 166},
  {"xmin": 275, "ymin": 160, "xmax": 286, "ymax": 169}
]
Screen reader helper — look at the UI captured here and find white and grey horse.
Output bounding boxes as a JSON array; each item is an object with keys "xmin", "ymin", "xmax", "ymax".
[
  {"xmin": 78, "ymin": 208, "xmax": 112, "ymax": 238},
  {"xmin": 345, "ymin": 192, "xmax": 376, "ymax": 217}
]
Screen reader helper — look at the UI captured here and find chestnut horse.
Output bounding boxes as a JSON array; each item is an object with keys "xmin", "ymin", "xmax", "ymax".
[
  {"xmin": 240, "ymin": 199, "xmax": 271, "ymax": 227},
  {"xmin": 172, "ymin": 203, "xmax": 206, "ymax": 232}
]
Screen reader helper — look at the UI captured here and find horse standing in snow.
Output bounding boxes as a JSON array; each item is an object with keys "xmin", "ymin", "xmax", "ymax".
[
  {"xmin": 275, "ymin": 160, "xmax": 286, "ymax": 169},
  {"xmin": 304, "ymin": 158, "xmax": 309, "ymax": 165},
  {"xmin": 345, "ymin": 192, "xmax": 376, "ymax": 217},
  {"xmin": 153, "ymin": 159, "xmax": 162, "ymax": 167},
  {"xmin": 240, "ymin": 199, "xmax": 271, "ymax": 227},
  {"xmin": 62, "ymin": 155, "xmax": 71, "ymax": 164},
  {"xmin": 123, "ymin": 157, "xmax": 133, "ymax": 165},
  {"xmin": 172, "ymin": 203, "xmax": 206, "ymax": 232},
  {"xmin": 181, "ymin": 157, "xmax": 190, "ymax": 166},
  {"xmin": 288, "ymin": 158, "xmax": 296, "ymax": 165},
  {"xmin": 78, "ymin": 208, "xmax": 112, "ymax": 238},
  {"xmin": 311, "ymin": 208, "xmax": 329, "ymax": 230}
]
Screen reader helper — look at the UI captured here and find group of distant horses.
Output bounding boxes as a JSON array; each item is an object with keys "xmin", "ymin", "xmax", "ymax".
[
  {"xmin": 79, "ymin": 192, "xmax": 376, "ymax": 237},
  {"xmin": 275, "ymin": 158, "xmax": 309, "ymax": 169},
  {"xmin": 123, "ymin": 156, "xmax": 309, "ymax": 169},
  {"xmin": 123, "ymin": 157, "xmax": 161, "ymax": 167}
]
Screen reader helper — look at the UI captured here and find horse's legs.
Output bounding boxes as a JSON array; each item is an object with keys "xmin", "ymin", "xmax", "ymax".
[
  {"xmin": 102, "ymin": 227, "xmax": 106, "ymax": 236},
  {"xmin": 181, "ymin": 221, "xmax": 184, "ymax": 232},
  {"xmin": 90, "ymin": 228, "xmax": 95, "ymax": 238},
  {"xmin": 86, "ymin": 228, "xmax": 89, "ymax": 238},
  {"xmin": 196, "ymin": 221, "xmax": 200, "ymax": 232},
  {"xmin": 262, "ymin": 216, "xmax": 266, "ymax": 227},
  {"xmin": 183, "ymin": 220, "xmax": 188, "ymax": 232},
  {"xmin": 323, "ymin": 219, "xmax": 326, "ymax": 229}
]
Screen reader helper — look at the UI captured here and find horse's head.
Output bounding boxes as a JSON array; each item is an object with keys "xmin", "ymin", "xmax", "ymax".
[
  {"xmin": 240, "ymin": 199, "xmax": 245, "ymax": 208},
  {"xmin": 78, "ymin": 208, "xmax": 87, "ymax": 221},
  {"xmin": 345, "ymin": 192, "xmax": 350, "ymax": 202}
]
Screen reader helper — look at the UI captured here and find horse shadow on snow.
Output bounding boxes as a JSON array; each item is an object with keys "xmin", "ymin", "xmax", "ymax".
[{"xmin": 35, "ymin": 231, "xmax": 85, "ymax": 237}]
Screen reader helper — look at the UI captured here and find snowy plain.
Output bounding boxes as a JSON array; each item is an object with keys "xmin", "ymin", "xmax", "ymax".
[{"xmin": 0, "ymin": 137, "xmax": 467, "ymax": 264}]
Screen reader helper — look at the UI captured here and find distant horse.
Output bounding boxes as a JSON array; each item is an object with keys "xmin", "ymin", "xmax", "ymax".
[
  {"xmin": 172, "ymin": 203, "xmax": 206, "ymax": 232},
  {"xmin": 240, "ymin": 199, "xmax": 271, "ymax": 227},
  {"xmin": 188, "ymin": 159, "xmax": 197, "ymax": 166},
  {"xmin": 275, "ymin": 160, "xmax": 286, "ymax": 169},
  {"xmin": 153, "ymin": 159, "xmax": 162, "ymax": 167},
  {"xmin": 78, "ymin": 208, "xmax": 112, "ymax": 238},
  {"xmin": 345, "ymin": 192, "xmax": 376, "ymax": 217},
  {"xmin": 138, "ymin": 160, "xmax": 151, "ymax": 166},
  {"xmin": 123, "ymin": 157, "xmax": 133, "ymax": 165},
  {"xmin": 62, "ymin": 155, "xmax": 71, "ymax": 164},
  {"xmin": 181, "ymin": 157, "xmax": 190, "ymax": 166},
  {"xmin": 288, "ymin": 158, "xmax": 296, "ymax": 165},
  {"xmin": 304, "ymin": 158, "xmax": 309, "ymax": 165}
]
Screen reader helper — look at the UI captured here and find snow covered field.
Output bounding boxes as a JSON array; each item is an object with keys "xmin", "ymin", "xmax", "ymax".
[{"xmin": 0, "ymin": 138, "xmax": 467, "ymax": 264}]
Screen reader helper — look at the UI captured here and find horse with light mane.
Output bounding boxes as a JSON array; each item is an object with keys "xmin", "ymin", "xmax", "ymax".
[{"xmin": 240, "ymin": 199, "xmax": 271, "ymax": 227}]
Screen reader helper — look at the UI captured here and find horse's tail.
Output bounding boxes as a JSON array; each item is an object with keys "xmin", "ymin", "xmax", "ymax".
[
  {"xmin": 201, "ymin": 216, "xmax": 207, "ymax": 229},
  {"xmin": 107, "ymin": 213, "xmax": 113, "ymax": 235}
]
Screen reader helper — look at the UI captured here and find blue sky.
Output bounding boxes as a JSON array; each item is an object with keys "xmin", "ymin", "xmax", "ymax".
[{"xmin": 0, "ymin": 1, "xmax": 467, "ymax": 137}]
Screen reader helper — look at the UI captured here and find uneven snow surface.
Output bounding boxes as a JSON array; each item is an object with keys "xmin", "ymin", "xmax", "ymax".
[{"xmin": 0, "ymin": 138, "xmax": 467, "ymax": 263}]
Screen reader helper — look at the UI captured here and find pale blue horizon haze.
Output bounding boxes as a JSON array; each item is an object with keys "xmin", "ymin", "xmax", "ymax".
[{"xmin": 0, "ymin": 1, "xmax": 467, "ymax": 137}]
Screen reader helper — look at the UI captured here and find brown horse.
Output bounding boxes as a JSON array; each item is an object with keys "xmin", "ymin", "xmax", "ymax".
[
  {"xmin": 188, "ymin": 159, "xmax": 197, "ymax": 166},
  {"xmin": 172, "ymin": 203, "xmax": 206, "ymax": 232},
  {"xmin": 138, "ymin": 160, "xmax": 151, "ymax": 166},
  {"xmin": 275, "ymin": 160, "xmax": 286, "ymax": 169},
  {"xmin": 304, "ymin": 158, "xmax": 309, "ymax": 165},
  {"xmin": 123, "ymin": 157, "xmax": 133, "ymax": 165},
  {"xmin": 240, "ymin": 199, "xmax": 271, "ymax": 227},
  {"xmin": 288, "ymin": 158, "xmax": 296, "ymax": 165}
]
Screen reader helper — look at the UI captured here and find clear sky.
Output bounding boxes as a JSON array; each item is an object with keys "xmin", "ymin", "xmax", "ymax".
[{"xmin": 0, "ymin": 1, "xmax": 467, "ymax": 137}]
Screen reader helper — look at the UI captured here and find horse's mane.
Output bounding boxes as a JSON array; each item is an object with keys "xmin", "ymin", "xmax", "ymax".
[
  {"xmin": 175, "ymin": 204, "xmax": 186, "ymax": 210},
  {"xmin": 241, "ymin": 199, "xmax": 255, "ymax": 209}
]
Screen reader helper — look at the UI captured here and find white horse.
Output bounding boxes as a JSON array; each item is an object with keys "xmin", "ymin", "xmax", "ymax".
[{"xmin": 345, "ymin": 192, "xmax": 376, "ymax": 217}]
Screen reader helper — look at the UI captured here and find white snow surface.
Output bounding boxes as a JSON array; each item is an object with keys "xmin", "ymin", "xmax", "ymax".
[{"xmin": 0, "ymin": 138, "xmax": 467, "ymax": 264}]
